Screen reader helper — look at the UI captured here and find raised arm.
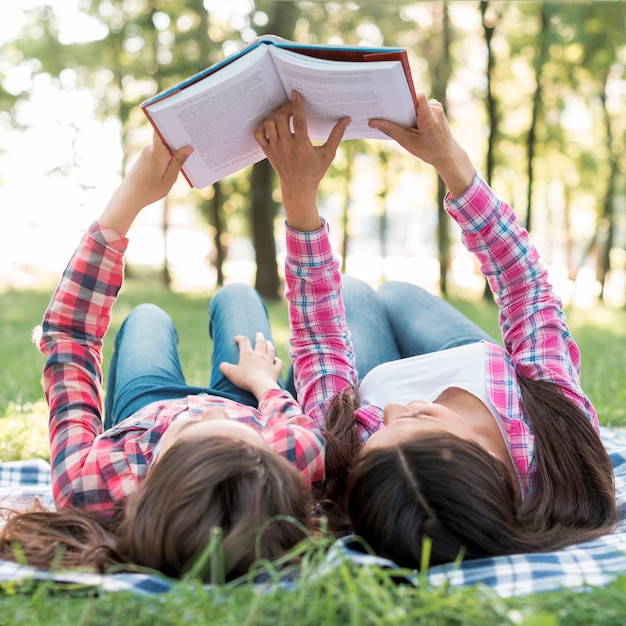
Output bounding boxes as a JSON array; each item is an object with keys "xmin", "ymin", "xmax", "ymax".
[
  {"xmin": 254, "ymin": 90, "xmax": 349, "ymax": 231},
  {"xmin": 100, "ymin": 133, "xmax": 193, "ymax": 235},
  {"xmin": 253, "ymin": 92, "xmax": 360, "ymax": 432},
  {"xmin": 371, "ymin": 95, "xmax": 595, "ymax": 423},
  {"xmin": 369, "ymin": 92, "xmax": 475, "ymax": 199},
  {"xmin": 41, "ymin": 136, "xmax": 192, "ymax": 508}
]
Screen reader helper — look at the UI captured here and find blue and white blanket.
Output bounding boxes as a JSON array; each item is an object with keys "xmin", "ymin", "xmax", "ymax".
[{"xmin": 1, "ymin": 428, "xmax": 625, "ymax": 598}]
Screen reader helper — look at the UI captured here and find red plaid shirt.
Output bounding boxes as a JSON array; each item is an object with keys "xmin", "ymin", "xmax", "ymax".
[
  {"xmin": 285, "ymin": 174, "xmax": 598, "ymax": 498},
  {"xmin": 39, "ymin": 222, "xmax": 325, "ymax": 513}
]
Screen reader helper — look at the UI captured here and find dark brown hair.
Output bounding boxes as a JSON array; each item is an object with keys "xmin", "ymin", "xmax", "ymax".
[
  {"xmin": 0, "ymin": 500, "xmax": 122, "ymax": 572},
  {"xmin": 116, "ymin": 436, "xmax": 310, "ymax": 581},
  {"xmin": 0, "ymin": 437, "xmax": 312, "ymax": 581},
  {"xmin": 322, "ymin": 374, "xmax": 617, "ymax": 568}
]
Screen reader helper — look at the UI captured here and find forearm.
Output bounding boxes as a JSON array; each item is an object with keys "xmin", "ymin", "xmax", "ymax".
[
  {"xmin": 281, "ymin": 190, "xmax": 322, "ymax": 233},
  {"xmin": 285, "ymin": 222, "xmax": 358, "ymax": 427},
  {"xmin": 41, "ymin": 225, "xmax": 127, "ymax": 507},
  {"xmin": 248, "ymin": 378, "xmax": 282, "ymax": 402},
  {"xmin": 41, "ymin": 223, "xmax": 126, "ymax": 351},
  {"xmin": 432, "ymin": 142, "xmax": 476, "ymax": 199},
  {"xmin": 99, "ymin": 186, "xmax": 146, "ymax": 237},
  {"xmin": 97, "ymin": 136, "xmax": 193, "ymax": 237},
  {"xmin": 445, "ymin": 175, "xmax": 589, "ymax": 400}
]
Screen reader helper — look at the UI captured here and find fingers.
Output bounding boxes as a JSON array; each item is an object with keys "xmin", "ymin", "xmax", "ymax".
[
  {"xmin": 164, "ymin": 145, "xmax": 194, "ymax": 181},
  {"xmin": 291, "ymin": 90, "xmax": 309, "ymax": 138},
  {"xmin": 326, "ymin": 116, "xmax": 350, "ymax": 154},
  {"xmin": 234, "ymin": 332, "xmax": 276, "ymax": 359},
  {"xmin": 254, "ymin": 100, "xmax": 294, "ymax": 150},
  {"xmin": 428, "ymin": 98, "xmax": 444, "ymax": 111},
  {"xmin": 368, "ymin": 118, "xmax": 404, "ymax": 141},
  {"xmin": 369, "ymin": 91, "xmax": 441, "ymax": 139},
  {"xmin": 253, "ymin": 119, "xmax": 270, "ymax": 149}
]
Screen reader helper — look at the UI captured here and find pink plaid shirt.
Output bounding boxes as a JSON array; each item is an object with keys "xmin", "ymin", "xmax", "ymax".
[
  {"xmin": 285, "ymin": 173, "xmax": 598, "ymax": 497},
  {"xmin": 39, "ymin": 222, "xmax": 325, "ymax": 514}
]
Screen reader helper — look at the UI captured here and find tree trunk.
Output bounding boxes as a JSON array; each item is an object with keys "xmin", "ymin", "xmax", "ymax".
[
  {"xmin": 210, "ymin": 182, "xmax": 226, "ymax": 286},
  {"xmin": 161, "ymin": 195, "xmax": 172, "ymax": 288},
  {"xmin": 249, "ymin": 0, "xmax": 299, "ymax": 298},
  {"xmin": 431, "ymin": 1, "xmax": 452, "ymax": 296},
  {"xmin": 480, "ymin": 0, "xmax": 497, "ymax": 301},
  {"xmin": 250, "ymin": 159, "xmax": 281, "ymax": 299},
  {"xmin": 526, "ymin": 7, "xmax": 549, "ymax": 233},
  {"xmin": 597, "ymin": 86, "xmax": 617, "ymax": 301},
  {"xmin": 430, "ymin": 0, "xmax": 451, "ymax": 296},
  {"xmin": 340, "ymin": 144, "xmax": 355, "ymax": 275}
]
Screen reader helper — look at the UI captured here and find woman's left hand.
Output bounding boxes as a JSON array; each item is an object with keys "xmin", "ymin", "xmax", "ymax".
[{"xmin": 219, "ymin": 332, "xmax": 283, "ymax": 400}]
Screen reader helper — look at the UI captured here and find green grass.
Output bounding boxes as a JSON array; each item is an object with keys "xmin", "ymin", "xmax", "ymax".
[
  {"xmin": 0, "ymin": 550, "xmax": 625, "ymax": 625},
  {"xmin": 1, "ymin": 278, "xmax": 626, "ymax": 623}
]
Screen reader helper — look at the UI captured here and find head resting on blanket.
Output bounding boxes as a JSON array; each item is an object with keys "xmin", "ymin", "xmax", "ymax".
[
  {"xmin": 0, "ymin": 437, "xmax": 311, "ymax": 581},
  {"xmin": 322, "ymin": 375, "xmax": 617, "ymax": 569},
  {"xmin": 116, "ymin": 435, "xmax": 310, "ymax": 581}
]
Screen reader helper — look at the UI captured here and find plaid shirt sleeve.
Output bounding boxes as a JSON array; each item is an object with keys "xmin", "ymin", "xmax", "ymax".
[
  {"xmin": 258, "ymin": 388, "xmax": 326, "ymax": 487},
  {"xmin": 284, "ymin": 220, "xmax": 376, "ymax": 437},
  {"xmin": 284, "ymin": 220, "xmax": 397, "ymax": 442},
  {"xmin": 444, "ymin": 174, "xmax": 598, "ymax": 430},
  {"xmin": 39, "ymin": 221, "xmax": 128, "ymax": 509}
]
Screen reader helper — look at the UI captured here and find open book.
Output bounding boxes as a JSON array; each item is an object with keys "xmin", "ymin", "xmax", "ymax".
[{"xmin": 141, "ymin": 35, "xmax": 418, "ymax": 189}]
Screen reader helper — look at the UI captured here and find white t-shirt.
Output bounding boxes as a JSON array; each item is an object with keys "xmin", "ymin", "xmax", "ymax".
[
  {"xmin": 359, "ymin": 342, "xmax": 500, "ymax": 422},
  {"xmin": 358, "ymin": 342, "xmax": 520, "ymax": 486}
]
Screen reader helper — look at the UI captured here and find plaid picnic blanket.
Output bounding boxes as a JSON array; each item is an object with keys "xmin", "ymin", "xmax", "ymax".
[{"xmin": 1, "ymin": 428, "xmax": 625, "ymax": 598}]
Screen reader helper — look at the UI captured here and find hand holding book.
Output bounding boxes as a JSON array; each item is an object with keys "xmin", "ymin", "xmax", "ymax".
[
  {"xmin": 254, "ymin": 91, "xmax": 349, "ymax": 233},
  {"xmin": 142, "ymin": 36, "xmax": 418, "ymax": 189}
]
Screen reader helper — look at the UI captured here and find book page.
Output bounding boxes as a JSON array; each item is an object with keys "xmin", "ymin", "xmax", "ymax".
[
  {"xmin": 268, "ymin": 46, "xmax": 417, "ymax": 143},
  {"xmin": 146, "ymin": 44, "xmax": 288, "ymax": 188}
]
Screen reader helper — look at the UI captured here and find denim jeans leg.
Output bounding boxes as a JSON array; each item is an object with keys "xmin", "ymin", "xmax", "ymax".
[
  {"xmin": 376, "ymin": 281, "xmax": 496, "ymax": 358},
  {"xmin": 341, "ymin": 276, "xmax": 402, "ymax": 381},
  {"xmin": 104, "ymin": 303, "xmax": 204, "ymax": 429},
  {"xmin": 207, "ymin": 283, "xmax": 281, "ymax": 407},
  {"xmin": 285, "ymin": 276, "xmax": 403, "ymax": 393}
]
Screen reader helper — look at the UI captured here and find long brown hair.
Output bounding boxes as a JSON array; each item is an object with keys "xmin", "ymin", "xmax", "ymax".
[
  {"xmin": 0, "ymin": 500, "xmax": 123, "ymax": 572},
  {"xmin": 116, "ymin": 436, "xmax": 311, "ymax": 581},
  {"xmin": 322, "ymin": 374, "xmax": 617, "ymax": 568},
  {"xmin": 1, "ymin": 437, "xmax": 312, "ymax": 581}
]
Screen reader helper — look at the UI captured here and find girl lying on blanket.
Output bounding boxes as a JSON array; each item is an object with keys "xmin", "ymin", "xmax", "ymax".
[
  {"xmin": 0, "ymin": 136, "xmax": 324, "ymax": 580},
  {"xmin": 254, "ymin": 90, "xmax": 618, "ymax": 570}
]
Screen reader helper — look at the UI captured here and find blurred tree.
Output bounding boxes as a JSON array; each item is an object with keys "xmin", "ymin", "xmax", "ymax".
[
  {"xmin": 479, "ymin": 0, "xmax": 500, "ymax": 301},
  {"xmin": 564, "ymin": 2, "xmax": 626, "ymax": 302},
  {"xmin": 4, "ymin": 1, "xmax": 624, "ymax": 304},
  {"xmin": 526, "ymin": 4, "xmax": 550, "ymax": 235},
  {"xmin": 429, "ymin": 1, "xmax": 452, "ymax": 296},
  {"xmin": 247, "ymin": 0, "xmax": 300, "ymax": 299}
]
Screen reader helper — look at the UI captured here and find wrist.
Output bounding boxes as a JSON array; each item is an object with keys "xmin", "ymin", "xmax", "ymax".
[
  {"xmin": 250, "ymin": 380, "xmax": 281, "ymax": 401},
  {"xmin": 432, "ymin": 144, "xmax": 475, "ymax": 199},
  {"xmin": 99, "ymin": 187, "xmax": 144, "ymax": 236},
  {"xmin": 282, "ymin": 190, "xmax": 322, "ymax": 232}
]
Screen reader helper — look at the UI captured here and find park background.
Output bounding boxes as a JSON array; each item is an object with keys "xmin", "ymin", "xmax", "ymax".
[
  {"xmin": 1, "ymin": 0, "xmax": 625, "ymax": 455},
  {"xmin": 1, "ymin": 0, "xmax": 625, "ymax": 302},
  {"xmin": 1, "ymin": 2, "xmax": 626, "ymax": 623}
]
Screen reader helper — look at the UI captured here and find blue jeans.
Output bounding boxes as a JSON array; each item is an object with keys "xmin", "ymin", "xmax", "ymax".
[
  {"xmin": 104, "ymin": 283, "xmax": 281, "ymax": 429},
  {"xmin": 285, "ymin": 277, "xmax": 495, "ymax": 395},
  {"xmin": 339, "ymin": 276, "xmax": 496, "ymax": 382}
]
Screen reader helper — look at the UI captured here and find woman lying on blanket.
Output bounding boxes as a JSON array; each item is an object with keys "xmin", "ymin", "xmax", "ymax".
[
  {"xmin": 254, "ymin": 91, "xmax": 618, "ymax": 570},
  {"xmin": 0, "ymin": 136, "xmax": 324, "ymax": 580}
]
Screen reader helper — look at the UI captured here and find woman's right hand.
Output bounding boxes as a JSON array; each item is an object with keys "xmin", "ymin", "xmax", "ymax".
[
  {"xmin": 369, "ymin": 92, "xmax": 475, "ymax": 199},
  {"xmin": 99, "ymin": 133, "xmax": 193, "ymax": 236},
  {"xmin": 254, "ymin": 90, "xmax": 349, "ymax": 232}
]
